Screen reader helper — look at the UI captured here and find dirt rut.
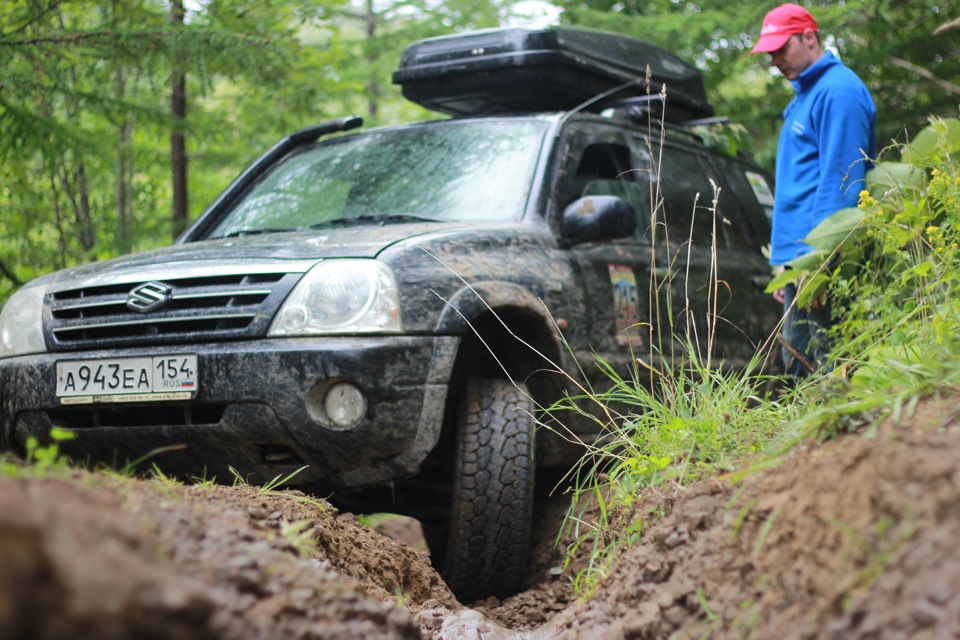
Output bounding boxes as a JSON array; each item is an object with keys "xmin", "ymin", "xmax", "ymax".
[{"xmin": 1, "ymin": 396, "xmax": 959, "ymax": 639}]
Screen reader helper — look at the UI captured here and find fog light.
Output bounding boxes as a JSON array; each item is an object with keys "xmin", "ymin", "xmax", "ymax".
[{"xmin": 324, "ymin": 382, "xmax": 366, "ymax": 429}]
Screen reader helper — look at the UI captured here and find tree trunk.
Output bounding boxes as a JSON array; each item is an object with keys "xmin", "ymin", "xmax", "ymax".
[
  {"xmin": 55, "ymin": 4, "xmax": 96, "ymax": 258},
  {"xmin": 74, "ymin": 162, "xmax": 95, "ymax": 253},
  {"xmin": 116, "ymin": 67, "xmax": 133, "ymax": 254},
  {"xmin": 49, "ymin": 169, "xmax": 69, "ymax": 269},
  {"xmin": 171, "ymin": 0, "xmax": 188, "ymax": 240},
  {"xmin": 56, "ymin": 158, "xmax": 95, "ymax": 256},
  {"xmin": 0, "ymin": 257, "xmax": 22, "ymax": 286},
  {"xmin": 365, "ymin": 0, "xmax": 378, "ymax": 119}
]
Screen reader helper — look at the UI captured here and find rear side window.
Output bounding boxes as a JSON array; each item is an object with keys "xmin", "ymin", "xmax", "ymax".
[
  {"xmin": 645, "ymin": 144, "xmax": 761, "ymax": 252},
  {"xmin": 654, "ymin": 146, "xmax": 718, "ymax": 248},
  {"xmin": 710, "ymin": 155, "xmax": 774, "ymax": 245}
]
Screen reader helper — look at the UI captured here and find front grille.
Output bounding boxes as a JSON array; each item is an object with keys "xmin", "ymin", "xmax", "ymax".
[{"xmin": 46, "ymin": 272, "xmax": 301, "ymax": 350}]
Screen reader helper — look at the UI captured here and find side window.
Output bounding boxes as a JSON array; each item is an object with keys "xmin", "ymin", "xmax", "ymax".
[
  {"xmin": 562, "ymin": 142, "xmax": 632, "ymax": 206},
  {"xmin": 556, "ymin": 126, "xmax": 651, "ymax": 239}
]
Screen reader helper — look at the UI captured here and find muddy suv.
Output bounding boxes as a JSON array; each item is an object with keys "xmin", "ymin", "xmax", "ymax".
[{"xmin": 0, "ymin": 28, "xmax": 778, "ymax": 601}]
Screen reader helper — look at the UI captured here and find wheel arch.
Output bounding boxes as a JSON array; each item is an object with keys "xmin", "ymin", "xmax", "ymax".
[
  {"xmin": 436, "ymin": 281, "xmax": 566, "ymax": 402},
  {"xmin": 431, "ymin": 281, "xmax": 581, "ymax": 474}
]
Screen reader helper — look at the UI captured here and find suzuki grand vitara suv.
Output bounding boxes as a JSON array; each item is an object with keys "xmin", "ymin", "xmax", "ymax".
[{"xmin": 0, "ymin": 27, "xmax": 779, "ymax": 602}]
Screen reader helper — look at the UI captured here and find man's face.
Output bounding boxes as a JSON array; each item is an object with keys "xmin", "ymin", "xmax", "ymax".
[{"xmin": 768, "ymin": 31, "xmax": 819, "ymax": 80}]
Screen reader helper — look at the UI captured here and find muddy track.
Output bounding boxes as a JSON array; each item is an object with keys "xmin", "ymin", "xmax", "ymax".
[{"xmin": 1, "ymin": 395, "xmax": 959, "ymax": 639}]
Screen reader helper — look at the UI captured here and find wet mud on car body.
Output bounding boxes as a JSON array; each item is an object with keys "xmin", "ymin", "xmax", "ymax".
[{"xmin": 0, "ymin": 27, "xmax": 780, "ymax": 602}]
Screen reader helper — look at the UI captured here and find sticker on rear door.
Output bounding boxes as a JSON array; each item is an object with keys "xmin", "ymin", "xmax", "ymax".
[
  {"xmin": 745, "ymin": 171, "xmax": 775, "ymax": 207},
  {"xmin": 608, "ymin": 264, "xmax": 644, "ymax": 347}
]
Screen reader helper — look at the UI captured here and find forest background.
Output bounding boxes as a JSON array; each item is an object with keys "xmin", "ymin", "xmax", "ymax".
[{"xmin": 1, "ymin": 0, "xmax": 957, "ymax": 304}]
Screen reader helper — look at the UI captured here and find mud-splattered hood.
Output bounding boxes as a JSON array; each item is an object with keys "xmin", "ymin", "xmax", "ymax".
[{"xmin": 27, "ymin": 222, "xmax": 471, "ymax": 289}]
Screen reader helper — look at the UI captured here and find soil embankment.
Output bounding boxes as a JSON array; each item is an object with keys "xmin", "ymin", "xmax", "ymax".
[{"xmin": 1, "ymin": 396, "xmax": 958, "ymax": 639}]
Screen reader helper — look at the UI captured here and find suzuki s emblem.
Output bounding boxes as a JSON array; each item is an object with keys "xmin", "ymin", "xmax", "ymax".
[{"xmin": 127, "ymin": 281, "xmax": 172, "ymax": 313}]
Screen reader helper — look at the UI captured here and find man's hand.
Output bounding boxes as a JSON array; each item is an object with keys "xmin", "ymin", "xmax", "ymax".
[{"xmin": 772, "ymin": 265, "xmax": 785, "ymax": 303}]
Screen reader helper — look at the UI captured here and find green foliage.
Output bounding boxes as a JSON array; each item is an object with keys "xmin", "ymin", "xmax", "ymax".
[
  {"xmin": 0, "ymin": 427, "xmax": 77, "ymax": 477},
  {"xmin": 228, "ymin": 463, "xmax": 326, "ymax": 508},
  {"xmin": 567, "ymin": 114, "xmax": 960, "ymax": 603},
  {"xmin": 260, "ymin": 465, "xmax": 310, "ymax": 494},
  {"xmin": 771, "ymin": 117, "xmax": 960, "ymax": 381},
  {"xmin": 555, "ymin": 1, "xmax": 960, "ymax": 169},
  {"xmin": 554, "ymin": 340, "xmax": 790, "ymax": 597},
  {"xmin": 278, "ymin": 518, "xmax": 319, "ymax": 557},
  {"xmin": 0, "ymin": 0, "xmax": 350, "ymax": 300},
  {"xmin": 0, "ymin": 0, "xmax": 538, "ymax": 307},
  {"xmin": 556, "ymin": 112, "xmax": 960, "ymax": 599}
]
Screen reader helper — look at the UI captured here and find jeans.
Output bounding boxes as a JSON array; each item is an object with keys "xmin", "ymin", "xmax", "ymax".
[{"xmin": 781, "ymin": 282, "xmax": 834, "ymax": 378}]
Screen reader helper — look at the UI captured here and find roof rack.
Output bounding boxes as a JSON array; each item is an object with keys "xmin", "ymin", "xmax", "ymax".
[{"xmin": 600, "ymin": 96, "xmax": 728, "ymax": 129}]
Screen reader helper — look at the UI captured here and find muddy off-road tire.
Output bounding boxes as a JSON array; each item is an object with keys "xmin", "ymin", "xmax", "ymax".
[{"xmin": 440, "ymin": 378, "xmax": 535, "ymax": 603}]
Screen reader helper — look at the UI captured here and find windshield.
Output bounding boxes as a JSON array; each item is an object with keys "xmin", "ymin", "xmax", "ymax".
[{"xmin": 208, "ymin": 119, "xmax": 547, "ymax": 238}]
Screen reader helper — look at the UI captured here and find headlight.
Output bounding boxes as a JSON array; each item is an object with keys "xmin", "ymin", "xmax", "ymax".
[
  {"xmin": 268, "ymin": 260, "xmax": 402, "ymax": 335},
  {"xmin": 0, "ymin": 284, "xmax": 48, "ymax": 358}
]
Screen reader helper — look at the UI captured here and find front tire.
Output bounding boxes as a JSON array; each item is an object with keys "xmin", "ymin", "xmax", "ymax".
[{"xmin": 440, "ymin": 378, "xmax": 535, "ymax": 602}]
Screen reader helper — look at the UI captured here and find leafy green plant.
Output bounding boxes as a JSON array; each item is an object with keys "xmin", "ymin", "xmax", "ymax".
[
  {"xmin": 229, "ymin": 464, "xmax": 328, "ymax": 510},
  {"xmin": 228, "ymin": 465, "xmax": 248, "ymax": 487},
  {"xmin": 228, "ymin": 464, "xmax": 308, "ymax": 494},
  {"xmin": 550, "ymin": 117, "xmax": 960, "ymax": 600},
  {"xmin": 279, "ymin": 518, "xmax": 319, "ymax": 557},
  {"xmin": 1, "ymin": 427, "xmax": 77, "ymax": 477},
  {"xmin": 393, "ymin": 589, "xmax": 412, "ymax": 608},
  {"xmin": 554, "ymin": 344, "xmax": 791, "ymax": 596},
  {"xmin": 116, "ymin": 444, "xmax": 190, "ymax": 478},
  {"xmin": 765, "ymin": 116, "xmax": 960, "ymax": 382}
]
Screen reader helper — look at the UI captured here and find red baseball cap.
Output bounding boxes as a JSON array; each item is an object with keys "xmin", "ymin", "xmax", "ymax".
[{"xmin": 751, "ymin": 4, "xmax": 819, "ymax": 54}]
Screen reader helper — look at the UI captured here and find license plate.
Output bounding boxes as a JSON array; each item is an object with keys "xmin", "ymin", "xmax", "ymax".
[{"xmin": 56, "ymin": 355, "xmax": 198, "ymax": 404}]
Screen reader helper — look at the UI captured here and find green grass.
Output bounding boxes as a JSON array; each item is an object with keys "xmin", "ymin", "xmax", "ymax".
[
  {"xmin": 551, "ymin": 344, "xmax": 795, "ymax": 596},
  {"xmin": 0, "ymin": 426, "xmax": 76, "ymax": 478}
]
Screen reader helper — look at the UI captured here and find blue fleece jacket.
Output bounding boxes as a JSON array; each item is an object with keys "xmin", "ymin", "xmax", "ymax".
[{"xmin": 770, "ymin": 51, "xmax": 876, "ymax": 265}]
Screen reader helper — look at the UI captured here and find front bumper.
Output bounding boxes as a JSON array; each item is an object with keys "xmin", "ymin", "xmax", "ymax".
[{"xmin": 0, "ymin": 335, "xmax": 459, "ymax": 488}]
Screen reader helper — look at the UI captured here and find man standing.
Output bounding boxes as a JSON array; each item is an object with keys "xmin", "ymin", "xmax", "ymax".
[{"xmin": 752, "ymin": 3, "xmax": 876, "ymax": 378}]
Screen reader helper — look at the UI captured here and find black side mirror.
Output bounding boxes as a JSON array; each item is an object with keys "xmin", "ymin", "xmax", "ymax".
[{"xmin": 561, "ymin": 196, "xmax": 636, "ymax": 246}]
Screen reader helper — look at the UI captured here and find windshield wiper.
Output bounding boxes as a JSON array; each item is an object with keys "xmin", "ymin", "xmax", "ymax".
[
  {"xmin": 217, "ymin": 227, "xmax": 308, "ymax": 239},
  {"xmin": 218, "ymin": 215, "xmax": 441, "ymax": 237},
  {"xmin": 311, "ymin": 214, "xmax": 440, "ymax": 228}
]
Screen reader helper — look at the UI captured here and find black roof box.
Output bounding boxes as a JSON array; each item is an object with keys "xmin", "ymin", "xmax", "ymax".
[{"xmin": 392, "ymin": 27, "xmax": 713, "ymax": 122}]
